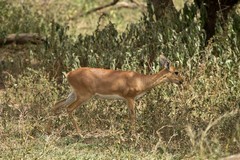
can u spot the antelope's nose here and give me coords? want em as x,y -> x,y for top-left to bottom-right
178,78 -> 183,85
179,80 -> 183,85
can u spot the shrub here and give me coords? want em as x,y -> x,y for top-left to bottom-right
0,1 -> 239,159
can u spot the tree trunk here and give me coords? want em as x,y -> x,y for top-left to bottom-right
149,0 -> 175,20
149,0 -> 239,44
194,0 -> 239,43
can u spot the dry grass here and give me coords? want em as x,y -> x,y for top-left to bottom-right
0,0 -> 240,159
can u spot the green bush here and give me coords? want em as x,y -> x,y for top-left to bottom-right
0,1 -> 239,159
1,68 -> 59,135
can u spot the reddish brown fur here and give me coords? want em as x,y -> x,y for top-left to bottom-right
46,56 -> 183,136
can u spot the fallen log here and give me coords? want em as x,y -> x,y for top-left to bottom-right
0,33 -> 45,46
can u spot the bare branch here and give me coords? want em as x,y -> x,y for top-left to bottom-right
220,153 -> 240,160
70,0 -> 119,20
69,0 -> 147,21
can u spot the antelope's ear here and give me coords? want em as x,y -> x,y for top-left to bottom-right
160,55 -> 170,70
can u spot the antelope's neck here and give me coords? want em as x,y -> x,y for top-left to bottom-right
142,69 -> 168,91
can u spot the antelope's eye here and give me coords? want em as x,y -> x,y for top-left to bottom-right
174,71 -> 179,75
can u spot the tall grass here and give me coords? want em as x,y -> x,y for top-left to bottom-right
0,1 -> 239,159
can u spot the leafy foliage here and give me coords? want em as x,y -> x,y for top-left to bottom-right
0,1 -> 239,159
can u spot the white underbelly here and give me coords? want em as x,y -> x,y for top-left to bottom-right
94,92 -> 146,100
135,92 -> 146,99
95,93 -> 124,100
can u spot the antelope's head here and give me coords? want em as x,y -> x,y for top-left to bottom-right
160,55 -> 183,85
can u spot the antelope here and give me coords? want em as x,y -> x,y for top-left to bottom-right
46,55 -> 183,136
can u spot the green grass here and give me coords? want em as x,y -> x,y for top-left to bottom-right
0,0 -> 240,159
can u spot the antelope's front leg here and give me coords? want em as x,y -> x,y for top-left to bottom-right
126,98 -> 136,133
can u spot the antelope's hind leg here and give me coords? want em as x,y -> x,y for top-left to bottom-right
66,93 -> 92,136
46,92 -> 77,134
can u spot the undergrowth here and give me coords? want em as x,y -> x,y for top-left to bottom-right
0,1 -> 240,159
